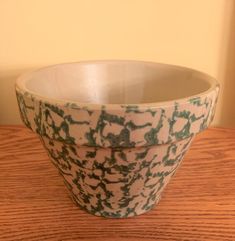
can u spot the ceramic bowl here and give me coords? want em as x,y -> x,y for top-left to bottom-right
15,60 -> 219,218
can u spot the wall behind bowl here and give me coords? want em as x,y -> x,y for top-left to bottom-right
0,0 -> 235,127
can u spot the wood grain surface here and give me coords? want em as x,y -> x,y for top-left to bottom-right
0,126 -> 235,241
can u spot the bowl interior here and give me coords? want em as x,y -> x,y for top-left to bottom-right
20,61 -> 214,104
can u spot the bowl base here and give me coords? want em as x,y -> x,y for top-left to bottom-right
67,187 -> 162,218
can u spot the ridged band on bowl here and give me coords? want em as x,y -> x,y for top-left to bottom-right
16,85 -> 219,148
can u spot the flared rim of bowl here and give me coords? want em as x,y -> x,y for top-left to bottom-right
15,60 -> 220,110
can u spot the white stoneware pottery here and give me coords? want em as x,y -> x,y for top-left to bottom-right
16,60 -> 219,218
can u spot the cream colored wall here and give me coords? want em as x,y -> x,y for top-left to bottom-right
0,0 -> 235,127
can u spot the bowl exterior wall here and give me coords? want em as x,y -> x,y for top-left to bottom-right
40,135 -> 193,217
15,78 -> 219,217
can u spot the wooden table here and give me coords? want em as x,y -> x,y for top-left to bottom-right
0,126 -> 235,241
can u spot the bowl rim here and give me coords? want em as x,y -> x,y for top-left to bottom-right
15,60 -> 220,110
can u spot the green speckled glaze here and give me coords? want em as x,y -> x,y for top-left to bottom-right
15,62 -> 219,218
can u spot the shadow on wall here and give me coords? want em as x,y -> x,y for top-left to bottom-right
0,68 -> 35,125
219,2 -> 235,128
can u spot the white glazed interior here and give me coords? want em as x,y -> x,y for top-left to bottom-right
16,60 -> 218,105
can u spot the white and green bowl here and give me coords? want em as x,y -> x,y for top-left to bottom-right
16,60 -> 219,218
